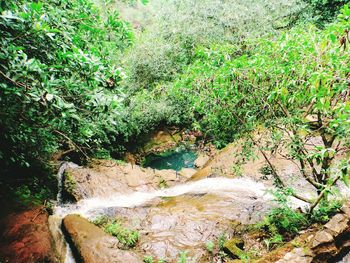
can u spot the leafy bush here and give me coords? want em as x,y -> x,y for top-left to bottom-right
165,5 -> 350,148
265,207 -> 309,235
104,221 -> 139,247
177,251 -> 188,263
92,216 -> 139,247
12,177 -> 54,206
120,0 -> 305,90
303,0 -> 349,26
205,240 -> 215,254
92,215 -> 110,227
143,256 -> 154,263
310,199 -> 342,223
0,0 -> 132,171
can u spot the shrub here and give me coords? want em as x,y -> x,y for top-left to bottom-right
303,0 -> 349,26
143,256 -> 154,263
310,199 -> 343,223
120,0 -> 305,90
0,0 -> 132,171
91,216 -> 139,248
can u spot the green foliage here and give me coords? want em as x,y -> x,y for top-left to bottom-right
63,171 -> 77,194
310,199 -> 342,223
177,251 -> 188,263
92,216 -> 139,248
303,0 -> 349,26
12,177 -> 54,206
255,189 -> 308,248
257,189 -> 342,249
122,0 -> 304,91
205,241 -> 215,254
104,220 -> 139,247
92,215 -> 110,227
143,256 -> 154,263
165,6 -> 350,197
0,0 -> 132,172
218,233 -> 227,251
265,207 -> 308,235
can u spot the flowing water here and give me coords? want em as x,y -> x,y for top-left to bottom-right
55,177 -> 273,218
53,161 -> 280,262
53,160 -> 311,262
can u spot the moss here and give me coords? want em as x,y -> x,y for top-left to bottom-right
223,238 -> 245,259
63,170 -> 77,202
64,171 -> 76,193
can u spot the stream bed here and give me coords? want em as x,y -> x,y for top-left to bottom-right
53,157 -> 276,262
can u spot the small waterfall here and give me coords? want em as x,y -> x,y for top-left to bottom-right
54,162 -> 80,263
52,163 -> 310,262
54,177 -> 274,218
64,245 -> 75,263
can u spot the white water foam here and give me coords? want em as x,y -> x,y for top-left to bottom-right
54,177 -> 274,218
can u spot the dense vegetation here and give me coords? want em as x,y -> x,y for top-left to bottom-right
1,1 -> 350,262
0,0 -> 133,172
0,0 -> 349,229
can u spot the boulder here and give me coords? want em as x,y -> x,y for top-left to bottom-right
341,201 -> 350,218
48,215 -> 68,261
62,169 -> 81,202
276,248 -> 313,263
155,169 -> 178,182
62,214 -> 140,263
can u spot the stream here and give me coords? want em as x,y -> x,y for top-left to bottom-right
52,157 -> 349,262
53,160 -> 278,262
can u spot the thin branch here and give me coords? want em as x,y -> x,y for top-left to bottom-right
54,130 -> 90,160
0,69 -> 28,89
309,175 -> 341,214
235,116 -> 312,204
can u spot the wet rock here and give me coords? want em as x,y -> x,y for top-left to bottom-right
311,230 -> 333,248
223,238 -> 244,259
61,161 -> 158,200
0,206 -> 59,263
341,201 -> 350,218
48,215 -> 67,261
325,214 -> 349,235
125,166 -> 155,187
276,248 -> 313,263
62,214 -> 140,263
134,191 -> 267,261
179,168 -> 197,179
194,154 -> 210,168
142,129 -> 182,154
155,169 -> 178,182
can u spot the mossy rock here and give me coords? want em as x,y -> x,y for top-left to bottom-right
63,170 -> 78,202
223,238 -> 245,259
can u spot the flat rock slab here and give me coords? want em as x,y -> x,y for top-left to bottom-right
62,214 -> 140,263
